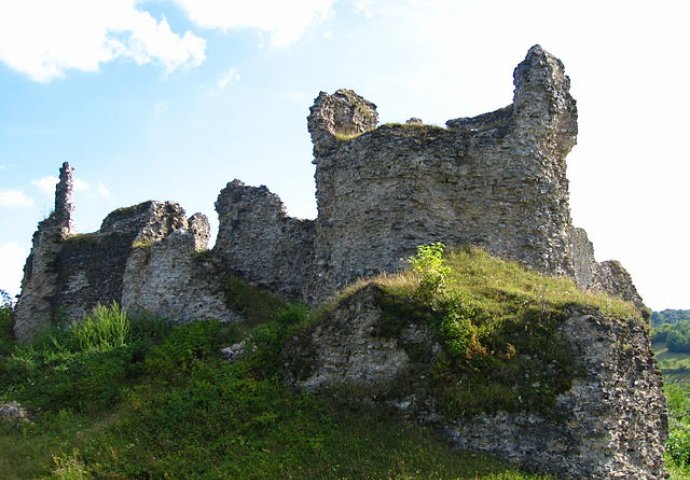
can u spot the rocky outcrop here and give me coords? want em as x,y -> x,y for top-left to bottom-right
287,286 -> 667,479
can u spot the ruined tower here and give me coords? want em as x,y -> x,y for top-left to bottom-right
13,162 -> 75,339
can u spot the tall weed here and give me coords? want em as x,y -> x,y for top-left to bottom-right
72,303 -> 129,352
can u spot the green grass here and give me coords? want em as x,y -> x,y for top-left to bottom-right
0,294 -> 550,479
334,246 -> 640,418
654,341 -> 690,384
0,247 -> 643,479
223,275 -> 286,327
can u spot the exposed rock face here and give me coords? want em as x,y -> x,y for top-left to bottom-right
288,288 -> 667,479
0,401 -> 30,423
569,227 -> 645,309
214,180 -> 315,300
446,313 -> 666,479
292,285 -> 410,390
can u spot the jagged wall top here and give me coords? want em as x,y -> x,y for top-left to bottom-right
307,89 -> 379,156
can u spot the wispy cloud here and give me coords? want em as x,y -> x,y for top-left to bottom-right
0,189 -> 33,208
0,0 -> 206,82
217,68 -> 240,90
172,0 -> 335,48
32,175 -> 93,195
31,176 -> 59,195
95,183 -> 112,200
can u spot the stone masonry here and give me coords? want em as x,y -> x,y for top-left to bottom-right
15,45 -> 643,331
218,45 -> 642,306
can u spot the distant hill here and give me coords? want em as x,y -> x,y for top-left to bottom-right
652,309 -> 690,327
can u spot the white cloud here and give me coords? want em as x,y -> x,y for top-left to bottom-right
31,176 -> 59,194
95,183 -> 112,200
172,0 -> 335,47
74,178 -> 90,192
217,68 -> 240,90
32,176 -> 89,194
0,242 -> 28,298
0,189 -> 33,208
0,0 -> 206,82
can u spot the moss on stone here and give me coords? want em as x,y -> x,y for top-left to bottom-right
62,233 -> 100,245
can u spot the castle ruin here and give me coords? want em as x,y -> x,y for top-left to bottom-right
10,45 -> 667,479
14,45 -> 643,338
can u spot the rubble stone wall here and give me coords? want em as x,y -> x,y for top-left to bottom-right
214,180 -> 315,300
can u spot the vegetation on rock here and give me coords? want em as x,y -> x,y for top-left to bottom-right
340,245 -> 639,416
0,291 -> 550,479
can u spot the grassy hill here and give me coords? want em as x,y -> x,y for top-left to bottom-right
0,246 -> 658,479
654,341 -> 690,384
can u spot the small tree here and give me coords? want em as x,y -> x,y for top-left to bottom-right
0,289 -> 12,308
408,242 -> 451,304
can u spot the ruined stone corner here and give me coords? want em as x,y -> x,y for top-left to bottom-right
307,89 -> 379,157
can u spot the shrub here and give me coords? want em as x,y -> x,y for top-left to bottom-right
408,242 -> 450,304
71,303 -> 129,352
144,320 -> 239,381
0,294 -> 14,355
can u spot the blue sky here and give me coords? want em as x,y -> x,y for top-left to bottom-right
0,0 -> 688,310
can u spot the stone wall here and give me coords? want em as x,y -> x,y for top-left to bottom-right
214,180 -> 315,300
569,227 -> 645,309
287,286 -> 667,479
14,45 -> 644,333
304,46 -> 579,302
13,180 -> 238,340
121,213 -> 238,323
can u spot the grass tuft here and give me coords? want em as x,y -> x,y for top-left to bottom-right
71,303 -> 130,352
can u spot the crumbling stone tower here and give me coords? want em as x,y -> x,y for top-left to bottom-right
13,163 -> 74,339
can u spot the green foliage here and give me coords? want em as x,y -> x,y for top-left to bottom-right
0,289 -> 14,356
223,275 -> 286,327
373,246 -> 639,417
653,321 -> 690,353
47,450 -> 91,480
71,303 -> 129,352
144,320 -> 239,382
653,309 -> 690,328
408,242 -> 451,304
0,297 -> 549,479
666,383 -> 690,470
